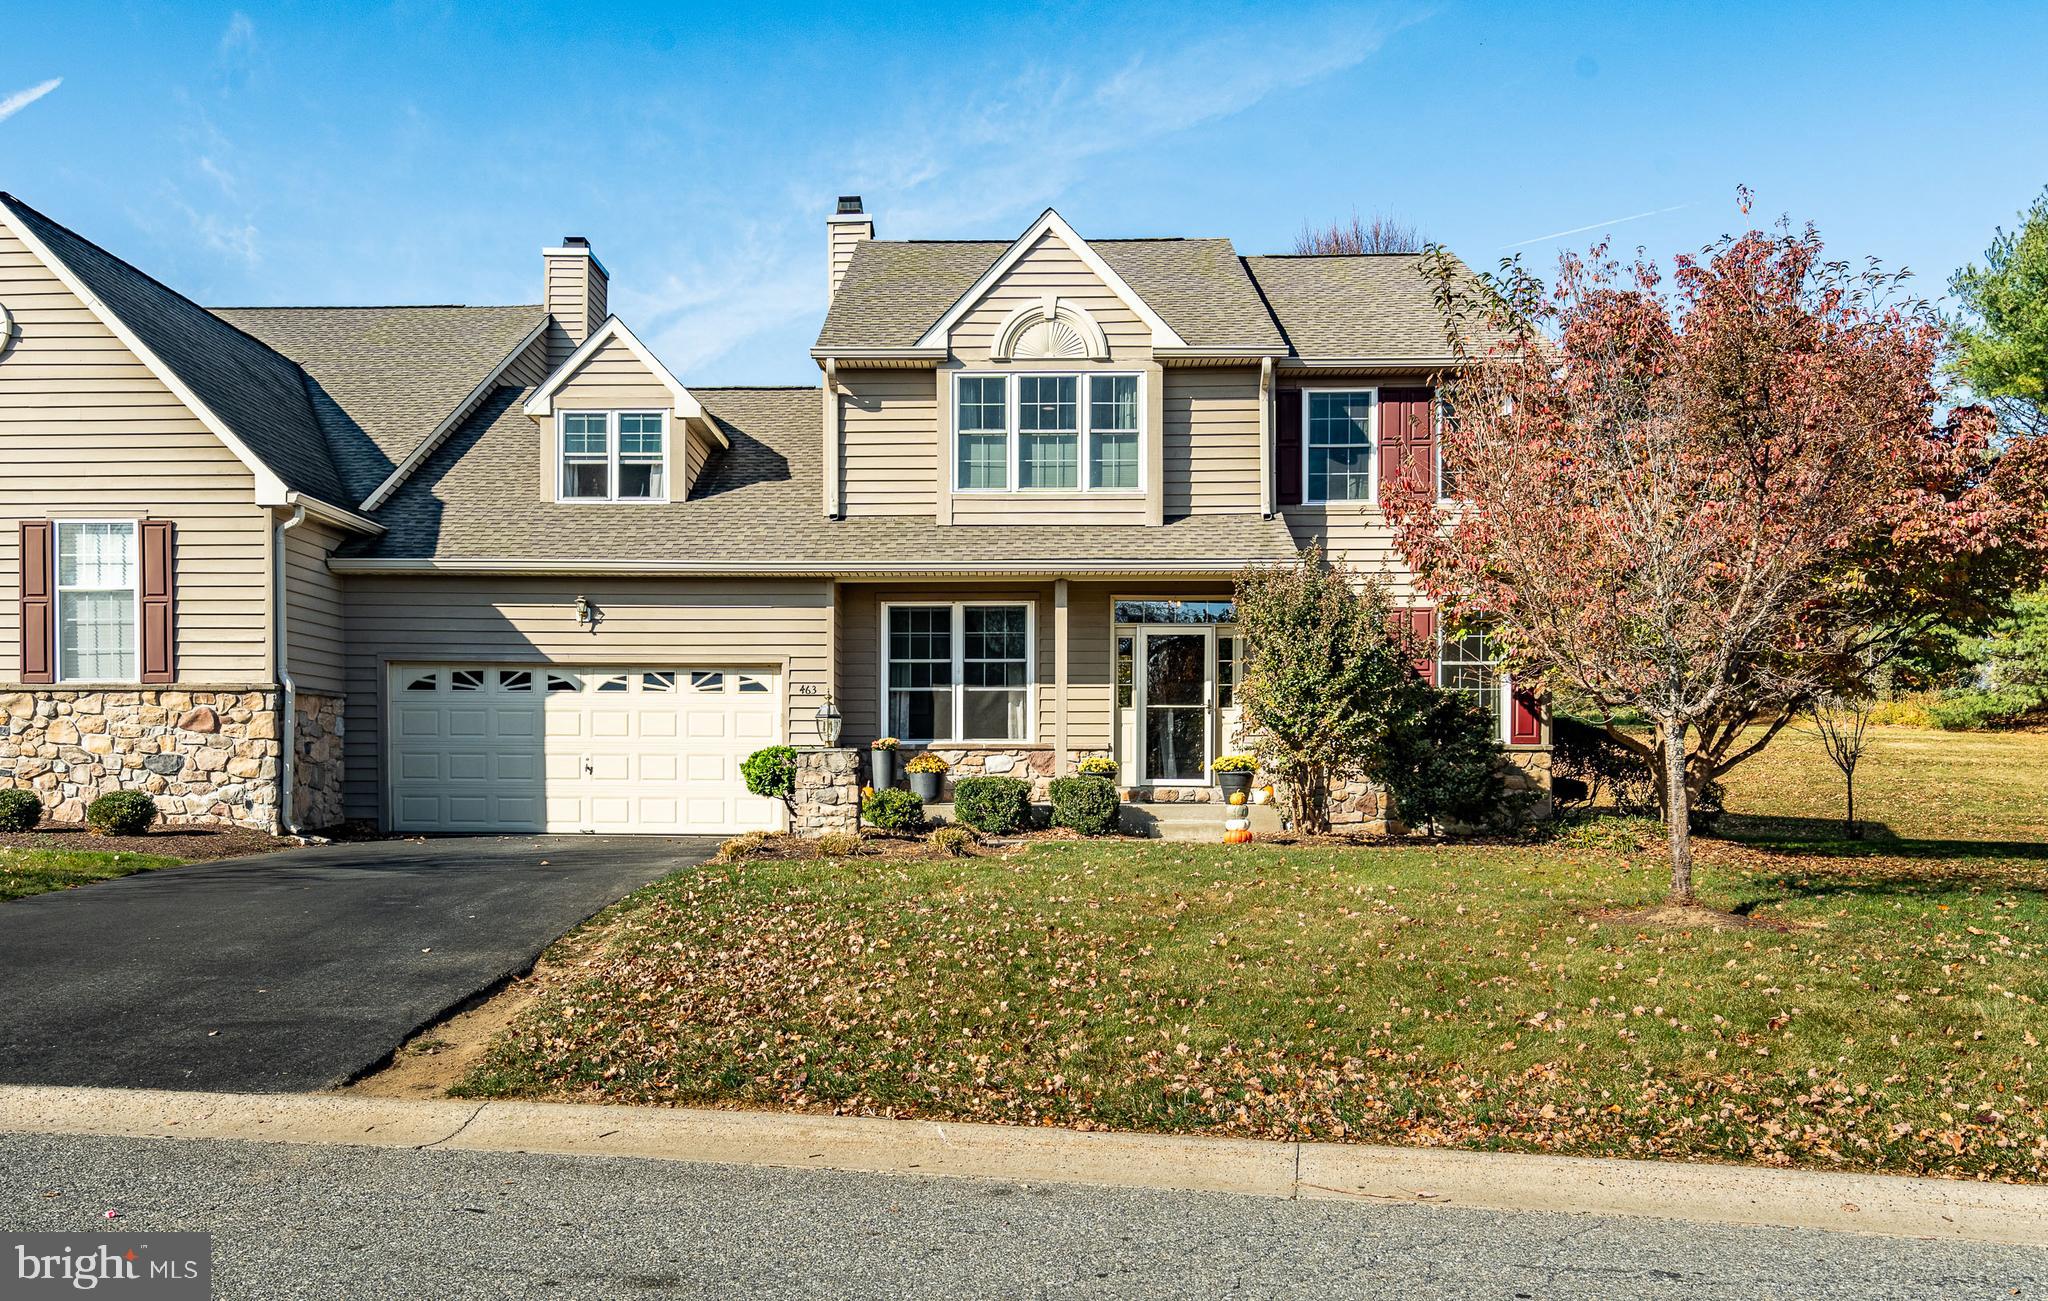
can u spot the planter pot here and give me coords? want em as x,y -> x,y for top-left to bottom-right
909,770 -> 944,803
1215,771 -> 1254,798
871,750 -> 896,789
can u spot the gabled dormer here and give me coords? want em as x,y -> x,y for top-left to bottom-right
815,203 -> 1286,528
520,239 -> 727,503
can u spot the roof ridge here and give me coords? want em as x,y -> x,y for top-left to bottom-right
1246,251 -> 1427,260
212,303 -> 546,311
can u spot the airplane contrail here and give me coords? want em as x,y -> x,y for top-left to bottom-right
1506,203 -> 1690,250
0,78 -> 62,124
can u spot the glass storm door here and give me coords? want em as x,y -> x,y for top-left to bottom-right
1141,631 -> 1209,783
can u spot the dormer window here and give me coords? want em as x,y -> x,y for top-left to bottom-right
954,373 -> 1144,495
558,410 -> 667,502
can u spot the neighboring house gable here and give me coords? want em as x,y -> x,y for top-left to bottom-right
0,206 -> 274,682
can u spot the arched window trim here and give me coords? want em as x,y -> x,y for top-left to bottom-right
990,295 -> 1111,362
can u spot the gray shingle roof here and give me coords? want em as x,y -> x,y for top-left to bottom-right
1241,254 -> 1475,361
353,386 -> 1297,570
214,305 -> 544,505
816,238 -> 1286,353
2,193 -> 351,506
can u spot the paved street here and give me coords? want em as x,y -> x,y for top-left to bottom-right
0,836 -> 709,1092
2,1132 -> 2042,1299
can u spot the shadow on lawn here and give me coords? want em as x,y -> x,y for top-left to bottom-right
1711,813 -> 2048,863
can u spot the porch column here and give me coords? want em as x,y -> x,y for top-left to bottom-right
1054,579 -> 1070,771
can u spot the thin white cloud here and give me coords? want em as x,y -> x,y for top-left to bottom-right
0,77 -> 62,124
1505,204 -> 1691,250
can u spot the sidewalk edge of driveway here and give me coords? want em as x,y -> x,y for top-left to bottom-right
0,1085 -> 2041,1246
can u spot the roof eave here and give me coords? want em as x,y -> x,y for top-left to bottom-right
327,555 -> 1281,577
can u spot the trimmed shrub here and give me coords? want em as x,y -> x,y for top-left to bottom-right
1048,775 -> 1119,835
85,790 -> 156,836
740,745 -> 798,804
952,776 -> 1032,835
0,788 -> 42,832
861,787 -> 925,833
927,824 -> 978,857
1379,690 -> 1518,833
1550,715 -> 1656,813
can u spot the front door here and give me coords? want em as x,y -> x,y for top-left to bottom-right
1140,629 -> 1210,784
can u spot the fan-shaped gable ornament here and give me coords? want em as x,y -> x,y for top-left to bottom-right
992,297 -> 1110,362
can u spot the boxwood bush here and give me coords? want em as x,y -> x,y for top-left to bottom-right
0,788 -> 42,832
1048,775 -> 1118,835
740,745 -> 797,803
860,787 -> 925,833
952,775 -> 1032,835
86,790 -> 156,836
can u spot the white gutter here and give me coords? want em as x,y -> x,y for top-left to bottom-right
273,505 -> 307,836
285,492 -> 384,535
326,556 -> 1280,577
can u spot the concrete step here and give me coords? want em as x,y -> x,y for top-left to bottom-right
922,800 -> 1283,842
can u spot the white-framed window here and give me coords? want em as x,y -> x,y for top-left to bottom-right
1304,388 -> 1377,504
558,410 -> 668,502
1439,621 -> 1507,742
55,520 -> 139,682
954,372 -> 1143,494
883,601 -> 1033,742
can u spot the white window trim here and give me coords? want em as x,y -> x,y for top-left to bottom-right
556,410 -> 671,504
1437,623 -> 1512,744
952,371 -> 1146,496
1301,385 -> 1379,506
53,519 -> 141,685
880,600 -> 1036,744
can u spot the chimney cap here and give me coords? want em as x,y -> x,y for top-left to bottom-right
835,196 -> 864,215
562,235 -> 590,247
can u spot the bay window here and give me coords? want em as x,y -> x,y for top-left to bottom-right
886,602 -> 1032,742
56,521 -> 138,681
1305,389 -> 1376,503
558,410 -> 668,501
955,372 -> 1142,493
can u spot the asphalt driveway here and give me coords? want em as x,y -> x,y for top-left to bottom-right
0,836 -> 713,1092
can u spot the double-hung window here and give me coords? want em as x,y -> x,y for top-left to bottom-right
885,602 -> 1032,742
55,521 -> 138,682
955,373 -> 1141,493
559,411 -> 667,502
1305,389 -> 1376,503
1439,622 -> 1506,741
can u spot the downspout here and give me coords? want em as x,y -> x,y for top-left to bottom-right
274,504 -> 307,836
1258,356 -> 1275,518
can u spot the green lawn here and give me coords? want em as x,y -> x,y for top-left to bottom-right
0,847 -> 185,902
459,725 -> 2048,1181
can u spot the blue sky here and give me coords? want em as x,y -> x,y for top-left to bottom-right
6,1 -> 2046,383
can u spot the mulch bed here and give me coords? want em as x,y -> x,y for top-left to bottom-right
0,823 -> 297,861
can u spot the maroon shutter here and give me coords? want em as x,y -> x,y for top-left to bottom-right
1379,386 -> 1437,499
139,520 -> 175,684
1275,387 -> 1303,506
1509,685 -> 1543,746
18,521 -> 54,684
1408,606 -> 1437,684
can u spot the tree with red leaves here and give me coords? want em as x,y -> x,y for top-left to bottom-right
1384,217 -> 2048,904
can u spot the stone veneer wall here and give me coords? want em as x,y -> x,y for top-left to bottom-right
292,692 -> 345,832
791,746 -> 859,835
0,688 -> 282,831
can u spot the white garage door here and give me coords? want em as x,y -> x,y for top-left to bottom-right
388,665 -> 785,834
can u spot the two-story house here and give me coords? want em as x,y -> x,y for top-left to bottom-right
0,192 -> 1545,837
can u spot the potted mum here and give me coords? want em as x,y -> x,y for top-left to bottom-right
870,736 -> 900,789
905,752 -> 949,803
1076,755 -> 1120,780
1210,752 -> 1257,798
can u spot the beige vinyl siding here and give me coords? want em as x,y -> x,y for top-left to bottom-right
502,328 -> 552,389
1164,368 -> 1262,515
340,576 -> 831,822
0,226 -> 271,684
840,369 -> 936,516
948,232 -> 1151,363
544,254 -> 608,369
549,336 -> 670,409
1064,582 -> 1116,751
1283,507 -> 1416,598
683,425 -> 716,494
282,519 -> 346,696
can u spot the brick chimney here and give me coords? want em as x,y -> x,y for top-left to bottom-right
543,235 -> 609,368
826,196 -> 873,301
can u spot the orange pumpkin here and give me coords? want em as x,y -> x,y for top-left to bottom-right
1222,826 -> 1254,844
